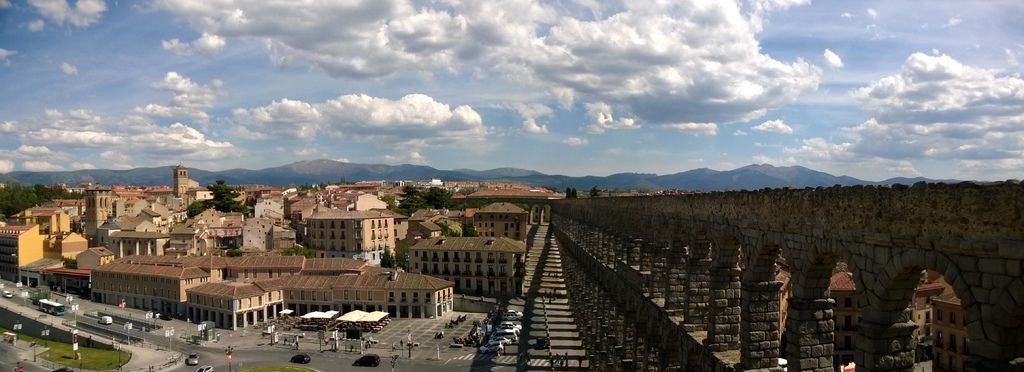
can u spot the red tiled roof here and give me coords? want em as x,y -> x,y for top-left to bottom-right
829,272 -> 856,291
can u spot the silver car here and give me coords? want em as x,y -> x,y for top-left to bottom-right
186,354 -> 200,366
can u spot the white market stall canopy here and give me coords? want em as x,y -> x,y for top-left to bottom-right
338,310 -> 369,322
301,311 -> 333,319
279,309 -> 294,315
359,311 -> 389,323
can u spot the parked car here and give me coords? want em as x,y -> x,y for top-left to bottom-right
353,354 -> 381,367
502,310 -> 523,320
195,366 -> 214,372
290,354 -> 311,364
495,329 -> 519,340
493,336 -> 516,345
99,316 -> 113,325
52,368 -> 74,372
499,321 -> 521,331
159,313 -> 173,321
185,353 -> 199,366
2,290 -> 12,298
535,337 -> 550,350
477,344 -> 501,354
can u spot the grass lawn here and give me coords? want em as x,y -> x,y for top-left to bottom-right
238,367 -> 316,372
0,326 -> 131,370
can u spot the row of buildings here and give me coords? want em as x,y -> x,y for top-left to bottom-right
91,255 -> 455,330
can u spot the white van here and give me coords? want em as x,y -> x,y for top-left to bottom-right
99,316 -> 114,325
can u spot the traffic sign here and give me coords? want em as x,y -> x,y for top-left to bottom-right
125,322 -> 133,330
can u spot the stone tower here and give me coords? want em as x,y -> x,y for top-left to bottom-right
173,164 -> 189,197
84,186 -> 112,242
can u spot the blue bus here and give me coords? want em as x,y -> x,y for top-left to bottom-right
38,299 -> 65,316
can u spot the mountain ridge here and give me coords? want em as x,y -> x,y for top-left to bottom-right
0,159 -> 962,191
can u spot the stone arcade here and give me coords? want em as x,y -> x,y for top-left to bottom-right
538,183 -> 1023,372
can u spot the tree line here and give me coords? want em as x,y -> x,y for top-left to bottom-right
0,183 -> 83,218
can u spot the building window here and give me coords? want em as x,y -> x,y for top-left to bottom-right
950,312 -> 956,325
844,297 -> 852,308
937,309 -> 943,321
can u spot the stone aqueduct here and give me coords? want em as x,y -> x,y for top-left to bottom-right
515,183 -> 1024,371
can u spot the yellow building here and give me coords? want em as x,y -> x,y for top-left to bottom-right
76,246 -> 116,270
0,224 -> 45,283
472,203 -> 529,241
305,209 -> 395,264
44,232 -> 88,259
409,237 -> 526,297
932,294 -> 968,371
14,207 -> 71,235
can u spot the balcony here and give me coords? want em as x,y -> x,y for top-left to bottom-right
443,270 -> 451,275
475,271 -> 484,276
442,257 -> 450,262
487,271 -> 496,277
475,258 -> 483,263
453,257 -> 461,263
498,259 -> 507,264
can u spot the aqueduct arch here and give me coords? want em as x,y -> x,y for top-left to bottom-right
550,182 -> 1024,371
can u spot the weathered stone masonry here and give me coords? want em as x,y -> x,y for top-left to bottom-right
544,182 -> 1024,372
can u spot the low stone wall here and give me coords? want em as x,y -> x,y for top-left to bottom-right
0,305 -> 114,350
453,294 -> 498,313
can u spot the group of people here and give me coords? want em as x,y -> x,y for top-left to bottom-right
551,352 -> 575,369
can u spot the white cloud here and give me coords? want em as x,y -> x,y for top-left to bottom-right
231,98 -> 322,140
28,0 -> 107,28
28,20 -> 45,32
561,137 -> 589,146
0,0 -> 9,8
18,109 -> 235,165
823,49 -> 844,69
157,0 -> 820,129
384,151 -> 428,165
0,160 -> 12,173
943,17 -> 962,28
162,33 -> 226,56
840,12 -> 853,19
751,119 -> 794,134
135,72 -> 221,124
0,121 -> 15,133
59,62 -> 78,76
22,160 -> 63,172
234,94 -> 487,146
0,48 -> 16,62
99,150 -> 134,169
733,129 -> 749,136
663,123 -> 718,136
783,137 -> 920,179
522,118 -> 549,134
866,8 -> 878,19
514,103 -> 552,134
584,102 -> 637,134
71,162 -> 95,170
16,145 -> 54,156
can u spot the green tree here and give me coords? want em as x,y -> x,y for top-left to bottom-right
439,222 -> 462,237
380,249 -> 395,268
422,187 -> 453,209
225,249 -> 244,257
206,180 -> 249,214
589,186 -> 600,197
461,222 -> 478,237
186,201 -> 207,218
62,257 -> 77,269
0,183 -> 82,217
381,194 -> 398,211
281,246 -> 317,258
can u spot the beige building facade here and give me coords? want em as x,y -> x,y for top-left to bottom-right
409,237 -> 526,298
472,203 -> 529,241
305,209 -> 395,265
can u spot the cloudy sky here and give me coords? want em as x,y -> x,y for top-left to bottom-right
1,0 -> 1022,181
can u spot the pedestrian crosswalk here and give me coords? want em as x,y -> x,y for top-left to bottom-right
449,352 -> 559,367
449,352 -> 518,364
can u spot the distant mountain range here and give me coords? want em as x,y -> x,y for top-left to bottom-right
0,159 -> 960,191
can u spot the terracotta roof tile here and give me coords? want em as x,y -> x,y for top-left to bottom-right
410,237 -> 526,253
829,271 -> 856,291
477,202 -> 527,213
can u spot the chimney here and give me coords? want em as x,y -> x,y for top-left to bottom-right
436,239 -> 445,245
388,271 -> 398,281
486,238 -> 495,245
